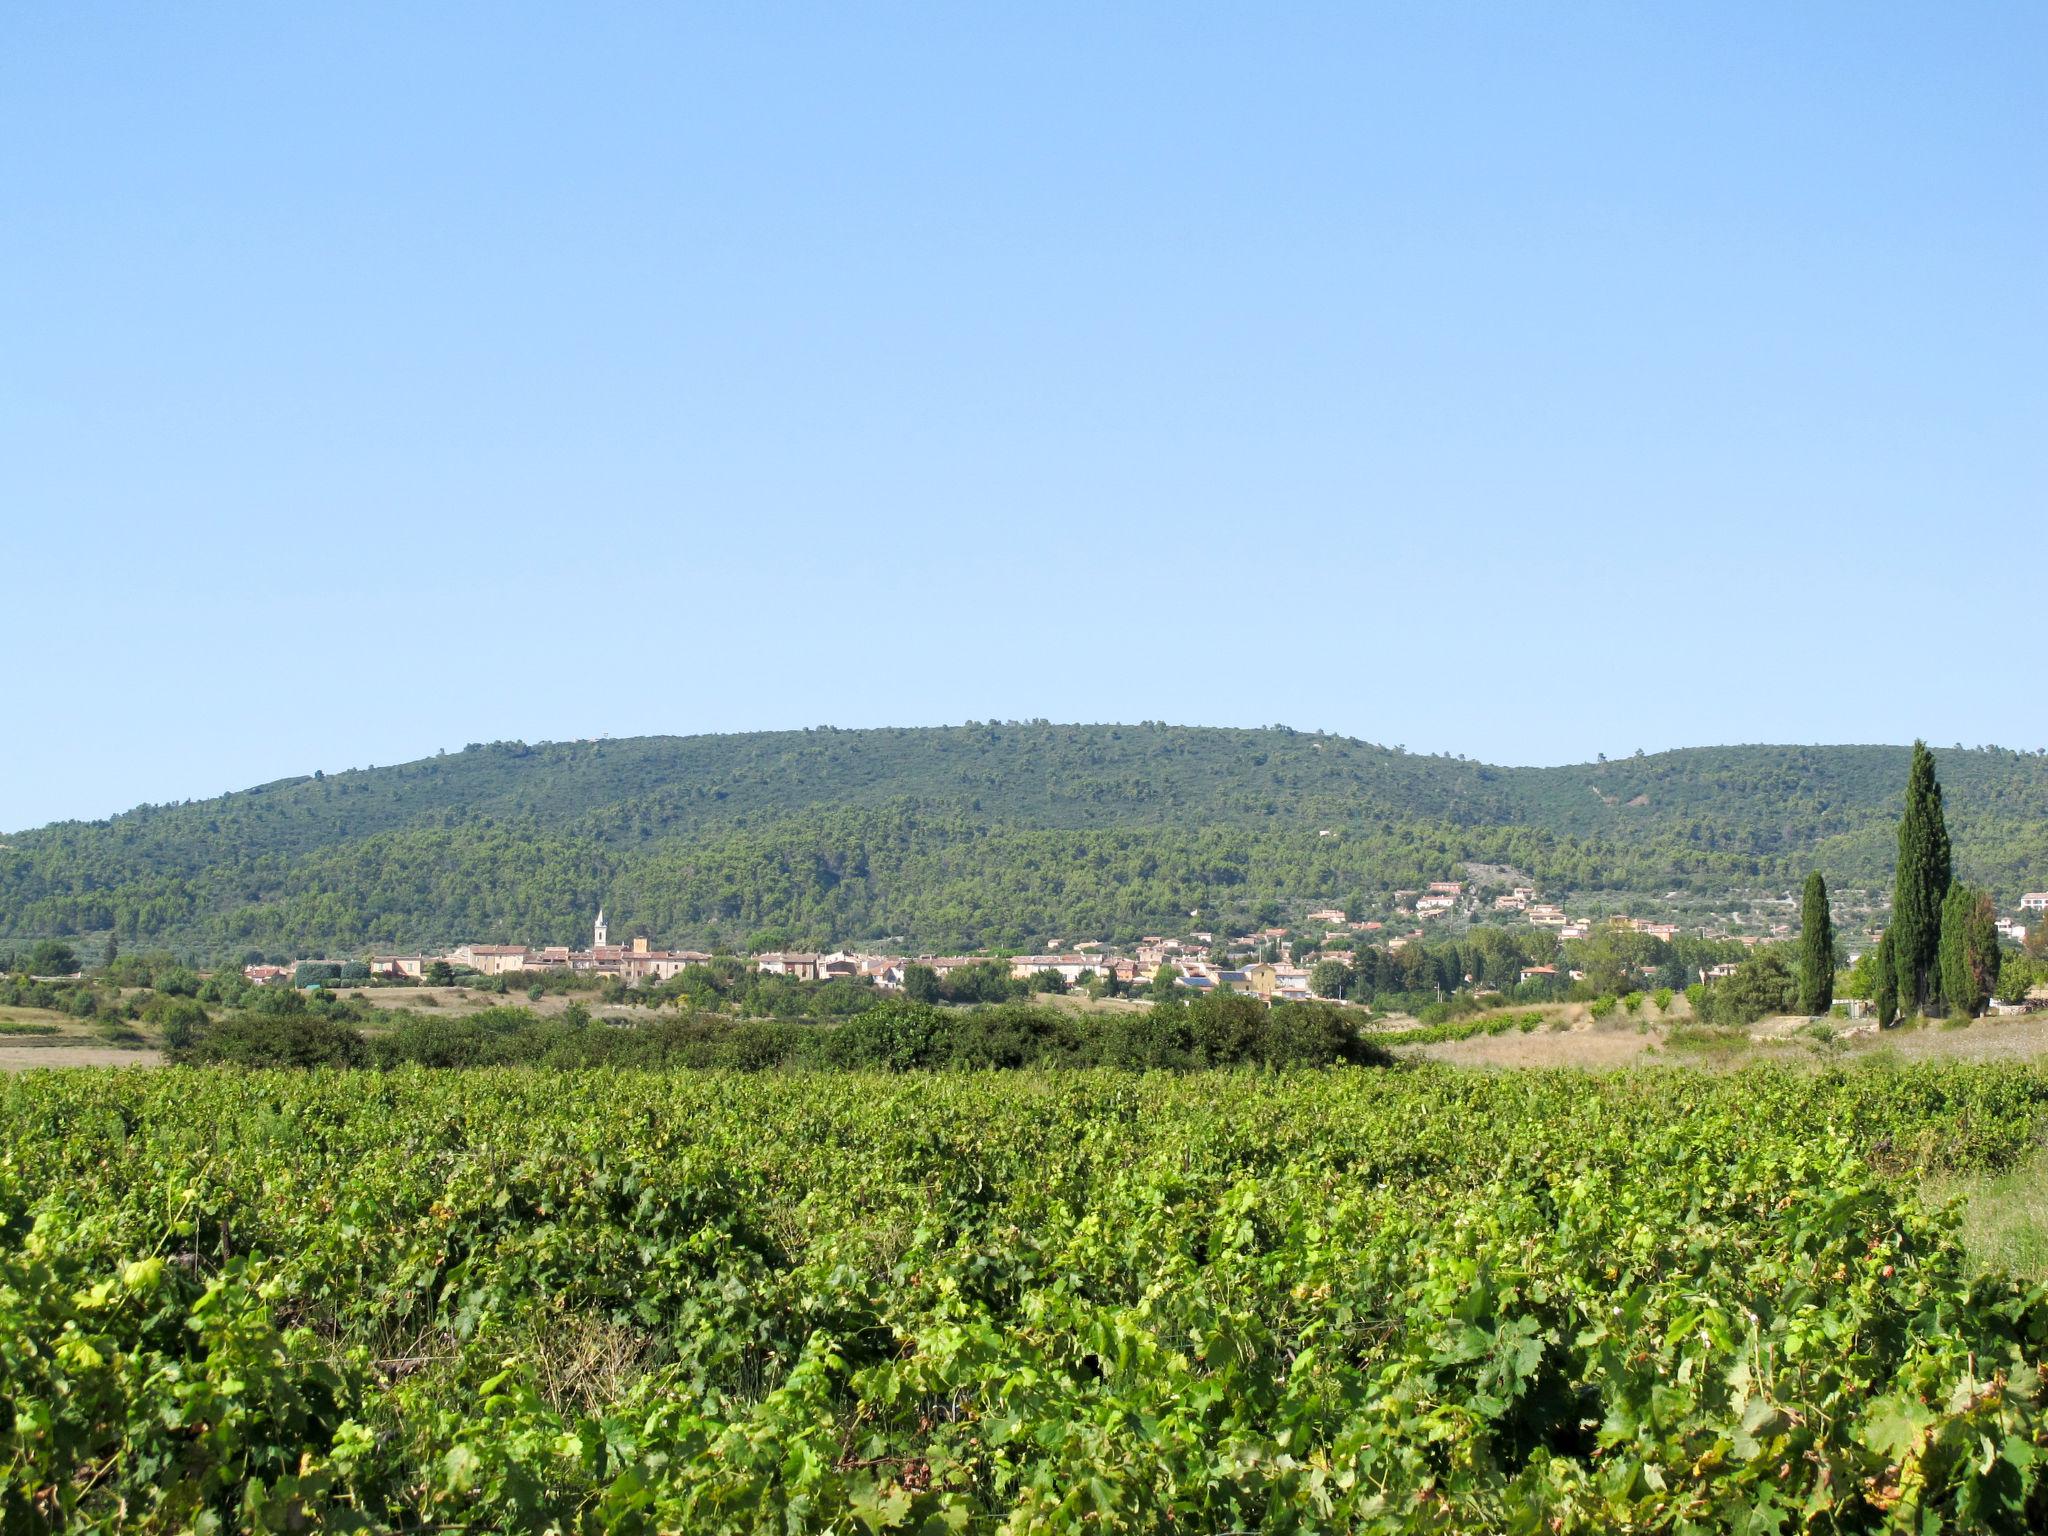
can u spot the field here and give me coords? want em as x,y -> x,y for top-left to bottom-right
0,1004 -> 166,1070
4,1063 -> 2047,1532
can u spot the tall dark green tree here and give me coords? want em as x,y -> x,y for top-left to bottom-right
1797,871 -> 1834,1015
1938,884 -> 1999,1020
1889,741 -> 1952,1014
1873,927 -> 1898,1028
1309,958 -> 1351,999
25,940 -> 80,976
902,963 -> 940,1004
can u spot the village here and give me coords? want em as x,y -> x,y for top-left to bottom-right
237,883 -> 2048,1000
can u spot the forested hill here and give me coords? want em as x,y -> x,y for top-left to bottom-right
4,726 -> 2046,956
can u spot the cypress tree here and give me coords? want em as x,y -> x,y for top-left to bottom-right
1938,884 -> 1971,1020
1940,885 -> 1999,1020
1889,741 -> 1952,1015
1873,928 -> 1898,1028
1967,893 -> 2002,1012
1797,871 -> 1833,1015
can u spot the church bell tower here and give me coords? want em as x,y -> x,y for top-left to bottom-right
594,907 -> 608,950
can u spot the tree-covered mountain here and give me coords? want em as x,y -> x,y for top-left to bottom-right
4,725 -> 2045,956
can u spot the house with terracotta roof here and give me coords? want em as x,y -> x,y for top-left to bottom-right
448,943 -> 530,976
617,938 -> 709,983
1008,955 -> 1105,984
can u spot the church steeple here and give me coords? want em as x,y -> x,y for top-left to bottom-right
594,907 -> 608,949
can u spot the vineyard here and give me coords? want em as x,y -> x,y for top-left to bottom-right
4,1063 -> 2047,1532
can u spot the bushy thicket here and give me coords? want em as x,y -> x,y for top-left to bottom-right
173,1012 -> 372,1069
1689,948 -> 1801,1027
171,996 -> 1388,1073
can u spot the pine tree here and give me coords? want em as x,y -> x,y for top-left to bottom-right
1873,927 -> 1898,1028
102,929 -> 118,968
1889,741 -> 1952,1015
1797,871 -> 1833,1015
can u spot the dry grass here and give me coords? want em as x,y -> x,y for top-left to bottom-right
0,1004 -> 162,1070
0,1043 -> 165,1071
521,1312 -> 664,1417
1857,1012 -> 2048,1063
1414,1002 -> 2048,1074
0,1006 -> 77,1032
1412,1025 -> 1660,1070
1039,990 -> 1152,1016
346,986 -> 595,1017
1924,1145 -> 2048,1283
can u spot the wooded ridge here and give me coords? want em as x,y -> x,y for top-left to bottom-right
5,725 -> 2045,953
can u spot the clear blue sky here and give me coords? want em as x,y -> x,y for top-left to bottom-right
4,3 -> 2042,829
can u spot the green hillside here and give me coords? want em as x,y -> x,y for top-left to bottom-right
4,725 -> 2046,955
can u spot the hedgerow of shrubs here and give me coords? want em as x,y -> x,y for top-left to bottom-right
170,995 -> 1389,1072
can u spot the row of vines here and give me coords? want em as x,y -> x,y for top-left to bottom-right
3,1063 -> 2047,1531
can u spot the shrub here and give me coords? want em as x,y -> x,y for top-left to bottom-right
23,939 -> 81,976
1694,950 -> 1799,1028
155,966 -> 202,997
173,1014 -> 369,1068
817,1001 -> 951,1071
139,995 -> 209,1033
1267,1000 -> 1392,1067
1663,1025 -> 1749,1057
